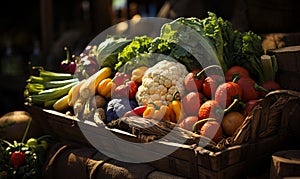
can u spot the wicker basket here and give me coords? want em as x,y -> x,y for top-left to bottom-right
25,90 -> 300,178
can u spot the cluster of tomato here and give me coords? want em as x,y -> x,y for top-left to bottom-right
0,137 -> 48,178
178,65 -> 281,143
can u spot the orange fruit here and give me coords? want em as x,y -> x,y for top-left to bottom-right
221,112 -> 245,137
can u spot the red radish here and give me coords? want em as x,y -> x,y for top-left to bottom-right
236,77 -> 261,102
184,68 -> 205,92
260,80 -> 281,97
225,66 -> 249,82
182,91 -> 206,115
198,100 -> 223,121
202,74 -> 223,99
179,116 -> 200,131
215,82 -> 242,108
242,99 -> 258,116
193,118 -> 223,143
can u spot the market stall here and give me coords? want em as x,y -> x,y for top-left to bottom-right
1,10 -> 300,179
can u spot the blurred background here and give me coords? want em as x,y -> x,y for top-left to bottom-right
0,0 -> 299,116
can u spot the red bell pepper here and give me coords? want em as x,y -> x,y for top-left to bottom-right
123,105 -> 147,117
112,80 -> 138,99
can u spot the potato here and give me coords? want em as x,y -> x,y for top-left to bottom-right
95,95 -> 107,108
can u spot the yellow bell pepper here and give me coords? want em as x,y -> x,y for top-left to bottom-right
168,91 -> 182,123
131,66 -> 148,83
143,101 -> 170,121
96,78 -> 115,98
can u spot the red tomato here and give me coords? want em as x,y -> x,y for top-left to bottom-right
200,120 -> 223,143
198,100 -> 223,121
182,92 -> 206,115
225,66 -> 249,82
236,77 -> 260,102
215,82 -> 242,108
260,80 -> 281,97
179,116 -> 200,132
202,75 -> 223,99
184,68 -> 205,92
11,151 -> 26,170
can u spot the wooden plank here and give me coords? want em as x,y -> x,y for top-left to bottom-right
197,160 -> 247,179
270,150 -> 300,179
270,46 -> 300,73
208,145 -> 245,171
148,171 -> 187,179
267,45 -> 300,91
149,154 -> 194,178
40,0 -> 53,58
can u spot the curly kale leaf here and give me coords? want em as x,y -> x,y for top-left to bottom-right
115,36 -> 153,71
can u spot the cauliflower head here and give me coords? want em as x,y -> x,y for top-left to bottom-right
136,60 -> 188,105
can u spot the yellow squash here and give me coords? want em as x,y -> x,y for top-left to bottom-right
79,67 -> 112,99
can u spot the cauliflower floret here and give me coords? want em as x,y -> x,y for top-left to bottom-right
136,60 -> 188,105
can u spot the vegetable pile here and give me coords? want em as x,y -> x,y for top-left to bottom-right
0,119 -> 49,179
24,12 -> 282,145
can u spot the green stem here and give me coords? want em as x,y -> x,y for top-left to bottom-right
232,74 -> 240,83
1,139 -> 14,147
37,135 -> 52,142
195,65 -> 222,79
21,117 -> 32,144
32,66 -> 44,71
192,118 -> 216,133
224,98 -> 239,113
64,47 -> 70,62
254,83 -> 269,94
148,102 -> 161,110
171,91 -> 180,101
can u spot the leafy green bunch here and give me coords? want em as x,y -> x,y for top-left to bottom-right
91,12 -> 276,83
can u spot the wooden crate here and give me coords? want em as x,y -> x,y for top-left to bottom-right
268,45 -> 300,91
25,90 -> 300,178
